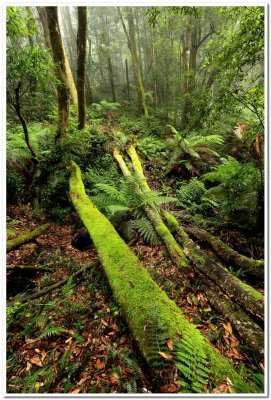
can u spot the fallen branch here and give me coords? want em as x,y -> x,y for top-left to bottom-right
69,160 -> 248,391
7,261 -> 98,307
7,223 -> 51,252
184,225 -> 264,280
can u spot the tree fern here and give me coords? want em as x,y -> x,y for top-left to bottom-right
133,218 -> 159,246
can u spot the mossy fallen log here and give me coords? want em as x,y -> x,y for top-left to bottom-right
7,223 -> 51,252
197,275 -> 264,362
126,145 -> 264,322
164,212 -> 264,322
113,148 -> 189,269
184,226 -> 264,280
69,161 -> 250,391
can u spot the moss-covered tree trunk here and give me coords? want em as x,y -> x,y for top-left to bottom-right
77,6 -> 87,129
185,226 -> 264,280
69,161 -> 249,391
164,212 -> 264,322
7,223 -> 51,252
126,144 -> 264,322
113,148 -> 188,269
45,6 -> 70,142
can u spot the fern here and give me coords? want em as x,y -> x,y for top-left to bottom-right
133,218 -> 159,246
174,331 -> 209,393
37,326 -> 68,340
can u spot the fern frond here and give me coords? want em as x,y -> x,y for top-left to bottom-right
133,218 -> 159,246
37,326 -> 68,340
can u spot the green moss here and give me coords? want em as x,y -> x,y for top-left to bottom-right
7,223 -> 51,252
69,161 -> 249,390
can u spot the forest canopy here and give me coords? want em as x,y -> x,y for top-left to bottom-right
6,5 -> 265,395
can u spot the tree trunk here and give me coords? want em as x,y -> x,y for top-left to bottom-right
114,147 -> 189,270
108,57 -> 116,102
125,58 -> 131,101
7,223 -> 51,252
164,212 -> 264,322
69,160 -> 248,390
45,6 -> 70,142
77,6 -> 87,129
185,226 -> 264,281
119,7 -> 148,116
200,278 -> 264,362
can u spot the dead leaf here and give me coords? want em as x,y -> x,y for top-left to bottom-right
95,359 -> 105,369
101,318 -> 108,327
158,351 -> 172,359
41,349 -> 47,363
110,373 -> 119,385
222,322 -> 232,335
69,388 -> 81,394
167,339 -> 174,351
26,361 -> 32,372
160,383 -> 178,393
30,356 -> 42,367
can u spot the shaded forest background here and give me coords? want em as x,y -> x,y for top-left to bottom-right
6,5 -> 265,395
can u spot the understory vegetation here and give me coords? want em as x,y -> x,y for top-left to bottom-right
6,5 -> 265,395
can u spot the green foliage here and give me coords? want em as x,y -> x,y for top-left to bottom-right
166,126 -> 223,175
37,326 -> 68,340
6,217 -> 20,239
174,335 -> 209,393
87,175 -> 175,245
203,157 -> 263,229
138,136 -> 167,161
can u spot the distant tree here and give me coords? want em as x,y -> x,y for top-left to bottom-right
77,6 -> 87,129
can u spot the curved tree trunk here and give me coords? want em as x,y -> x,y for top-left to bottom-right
184,226 -> 264,280
125,145 -> 264,322
69,161 -> 248,391
77,6 -> 87,129
7,223 -> 51,252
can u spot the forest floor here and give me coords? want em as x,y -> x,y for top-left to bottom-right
6,204 -> 263,394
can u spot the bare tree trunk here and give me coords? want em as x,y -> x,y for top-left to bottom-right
125,58 -> 131,101
45,6 -> 70,142
108,57 -> 116,102
77,6 -> 87,129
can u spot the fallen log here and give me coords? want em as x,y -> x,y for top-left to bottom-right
184,226 -> 264,280
125,145 -> 264,322
7,261 -> 98,307
113,148 -> 189,269
7,223 -> 51,252
69,160 -> 249,391
164,212 -> 264,322
196,274 -> 264,362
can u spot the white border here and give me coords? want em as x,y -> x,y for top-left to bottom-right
1,2 -> 269,399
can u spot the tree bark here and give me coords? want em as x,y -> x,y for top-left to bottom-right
69,160 -> 248,390
77,6 -> 87,129
7,223 -> 51,252
185,226 -> 264,281
45,6 -> 70,142
7,265 -> 52,272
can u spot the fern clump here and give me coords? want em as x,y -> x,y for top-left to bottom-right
88,175 -> 176,246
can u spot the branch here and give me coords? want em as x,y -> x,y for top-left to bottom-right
196,23 -> 215,50
7,261 -> 99,306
